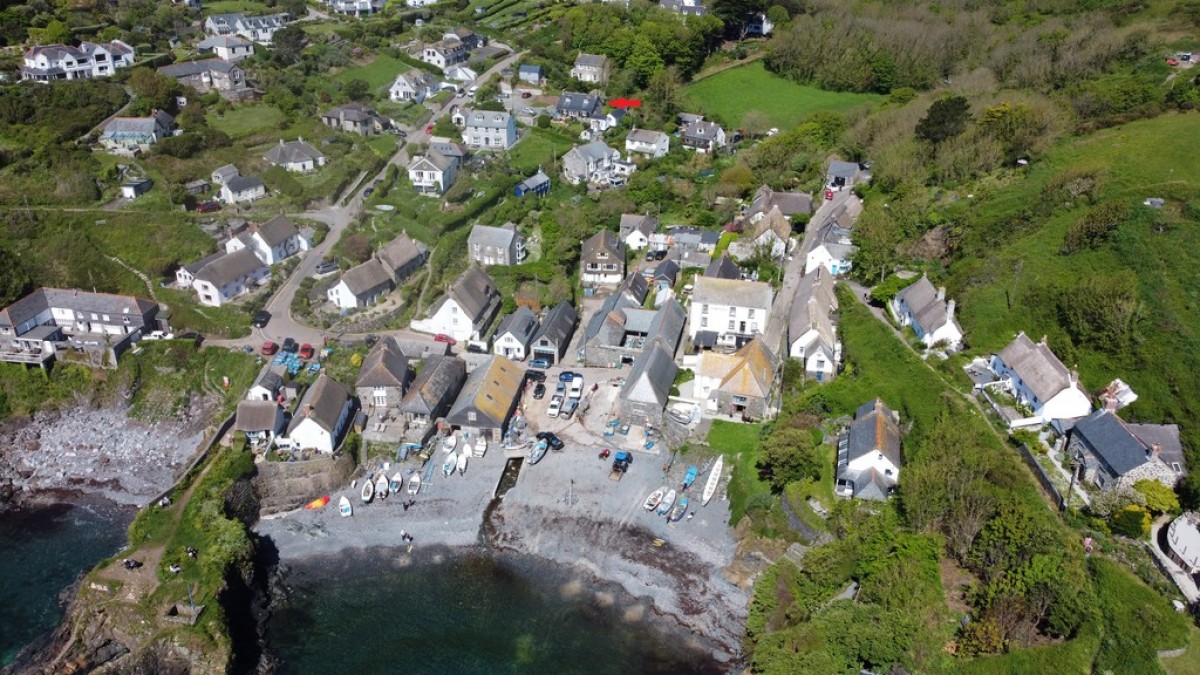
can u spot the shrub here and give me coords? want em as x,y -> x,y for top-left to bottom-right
1109,504 -> 1150,538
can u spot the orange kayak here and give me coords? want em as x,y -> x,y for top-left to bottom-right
305,496 -> 331,510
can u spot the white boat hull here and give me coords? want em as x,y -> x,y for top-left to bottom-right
702,456 -> 724,506
407,475 -> 421,495
443,451 -> 457,477
473,437 -> 487,458
457,452 -> 468,475
339,496 -> 353,517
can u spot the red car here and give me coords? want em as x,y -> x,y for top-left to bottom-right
261,341 -> 279,355
434,333 -> 457,345
299,343 -> 315,360
425,124 -> 434,133
824,189 -> 834,200
195,201 -> 221,213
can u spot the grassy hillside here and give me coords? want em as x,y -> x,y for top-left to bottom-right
684,62 -> 883,130
945,113 -> 1200,444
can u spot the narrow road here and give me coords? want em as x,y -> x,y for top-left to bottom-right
213,47 -> 527,350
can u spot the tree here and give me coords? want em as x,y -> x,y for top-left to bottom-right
915,95 -> 971,144
766,5 -> 790,30
343,78 -> 371,102
1133,479 -> 1180,515
129,68 -> 181,113
711,0 -> 764,35
1088,486 -> 1144,518
0,247 -> 31,307
719,163 -> 756,196
272,25 -> 306,64
1110,504 -> 1151,538
756,426 -> 820,492
741,110 -> 771,137
30,19 -> 72,45
625,36 -> 665,87
645,66 -> 683,123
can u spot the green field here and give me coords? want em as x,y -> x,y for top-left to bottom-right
508,127 -> 574,172
206,104 -> 285,139
335,55 -> 411,93
684,62 -> 883,130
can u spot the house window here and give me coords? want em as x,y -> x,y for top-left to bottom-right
748,309 -> 755,319
728,307 -> 735,316
732,395 -> 747,404
468,411 -> 477,422
701,304 -> 709,314
701,317 -> 708,328
373,388 -> 387,407
597,252 -> 608,259
728,320 -> 735,331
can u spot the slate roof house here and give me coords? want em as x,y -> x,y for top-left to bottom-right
413,266 -> 502,343
219,175 -> 266,204
620,213 -> 658,250
518,64 -> 544,85
323,0 -> 387,16
618,341 -> 677,427
826,160 -> 861,191
493,306 -> 539,360
805,221 -> 856,276
836,399 -> 902,501
529,301 -> 577,365
555,92 -> 603,120
399,354 -> 466,428
389,69 -> 438,103
196,35 -> 254,62
705,255 -> 742,280
98,110 -> 175,155
158,59 -> 247,97
889,275 -> 964,350
461,109 -> 517,150
788,267 -> 839,381
680,117 -> 727,154
697,337 -> 779,421
190,248 -> 270,307
280,374 -> 354,454
421,39 -> 469,70
356,338 -> 411,409
563,141 -> 621,185
407,151 -> 459,196
987,332 -> 1092,424
581,230 -> 625,286
223,215 -> 309,266
570,53 -> 611,84
578,296 -> 685,367
1068,410 -> 1186,491
468,223 -> 524,266
320,102 -> 389,135
688,276 -> 773,349
204,12 -> 289,43
747,185 -> 812,222
263,138 -> 326,173
729,206 -> 792,261
21,40 -> 135,82
514,170 -> 551,198
625,128 -> 670,158
445,355 -> 524,441
0,288 -> 162,366
247,369 -> 284,402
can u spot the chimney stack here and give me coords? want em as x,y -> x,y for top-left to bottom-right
937,286 -> 946,302
946,299 -> 956,320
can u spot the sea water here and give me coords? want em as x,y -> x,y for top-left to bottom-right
0,501 -> 132,666
267,550 -> 725,674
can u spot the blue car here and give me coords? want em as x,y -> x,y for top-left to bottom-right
557,371 -> 575,382
529,358 -> 551,369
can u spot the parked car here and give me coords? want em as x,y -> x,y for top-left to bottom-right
555,382 -> 566,397
645,250 -> 656,261
525,369 -> 547,383
654,250 -> 668,260
195,201 -> 220,213
536,431 -> 564,450
364,334 -> 379,347
529,358 -> 550,369
143,330 -> 174,340
532,383 -> 546,399
425,124 -> 435,133
252,310 -> 271,328
547,396 -> 563,418
558,371 -> 576,382
434,333 -> 457,345
466,343 -> 486,354
363,187 -> 374,197
521,91 -> 532,99
282,337 -> 298,353
261,341 -> 278,356
561,398 -> 578,419
315,260 -> 338,275
298,343 -> 315,360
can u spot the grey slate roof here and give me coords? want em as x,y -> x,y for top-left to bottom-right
749,185 -> 812,218
651,259 -> 679,284
620,213 -> 657,239
646,299 -> 686,354
469,223 -> 518,251
621,272 -> 649,303
197,35 -> 251,50
1073,410 -> 1149,476
827,160 -> 860,180
264,139 -> 325,165
254,215 -> 300,246
894,275 -> 958,336
556,92 -> 602,115
339,259 -> 392,296
582,229 -> 623,262
0,288 -> 157,332
533,301 -> 577,348
574,53 -> 609,69
812,221 -> 855,259
996,332 -> 1074,403
1128,423 -> 1186,472
846,398 -> 901,465
789,266 -> 837,349
235,400 -> 280,431
399,354 -> 465,417
225,175 -> 264,193
705,255 -> 742,280
159,58 -> 240,78
495,306 -> 539,344
626,128 -> 668,145
251,369 -> 283,393
620,341 -> 677,408
463,109 -> 512,129
571,140 -> 616,164
287,374 -> 351,435
195,248 -> 265,287
356,341 -> 409,388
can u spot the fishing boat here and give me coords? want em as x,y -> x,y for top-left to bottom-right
443,450 -> 458,477
374,474 -> 389,500
442,434 -> 458,453
474,436 -> 487,458
390,472 -> 403,493
407,474 -> 421,495
528,439 -> 548,465
670,496 -> 689,522
339,496 -> 352,517
456,451 -> 468,476
656,489 -> 676,516
681,466 -> 699,491
702,456 -> 724,506
643,487 -> 666,511
305,495 -> 330,510
360,478 -> 374,503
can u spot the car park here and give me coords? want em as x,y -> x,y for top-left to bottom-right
434,333 -> 457,345
282,337 -> 298,353
529,358 -> 550,369
252,310 -> 271,328
262,341 -> 278,355
533,383 -> 546,399
547,396 -> 562,418
299,343 -> 314,360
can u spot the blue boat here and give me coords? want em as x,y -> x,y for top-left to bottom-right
681,466 -> 698,491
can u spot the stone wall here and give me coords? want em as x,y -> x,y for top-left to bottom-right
255,452 -> 356,515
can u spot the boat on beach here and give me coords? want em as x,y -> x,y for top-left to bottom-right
456,451 -> 468,476
528,439 -> 548,465
305,495 -> 330,510
339,496 -> 352,517
474,436 -> 487,457
443,451 -> 458,477
375,474 -> 389,499
702,456 -> 723,506
670,496 -> 689,522
442,435 -> 458,453
643,487 -> 666,511
361,478 -> 374,503
681,466 -> 698,491
657,489 -> 676,516
407,474 -> 421,495
390,472 -> 403,493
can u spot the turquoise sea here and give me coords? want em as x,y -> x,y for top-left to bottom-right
0,500 -> 132,666
266,549 -> 727,675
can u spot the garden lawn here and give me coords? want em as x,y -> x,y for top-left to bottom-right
336,55 -> 412,93
207,104 -> 285,139
705,420 -> 769,524
684,62 -> 883,130
508,127 -> 574,172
